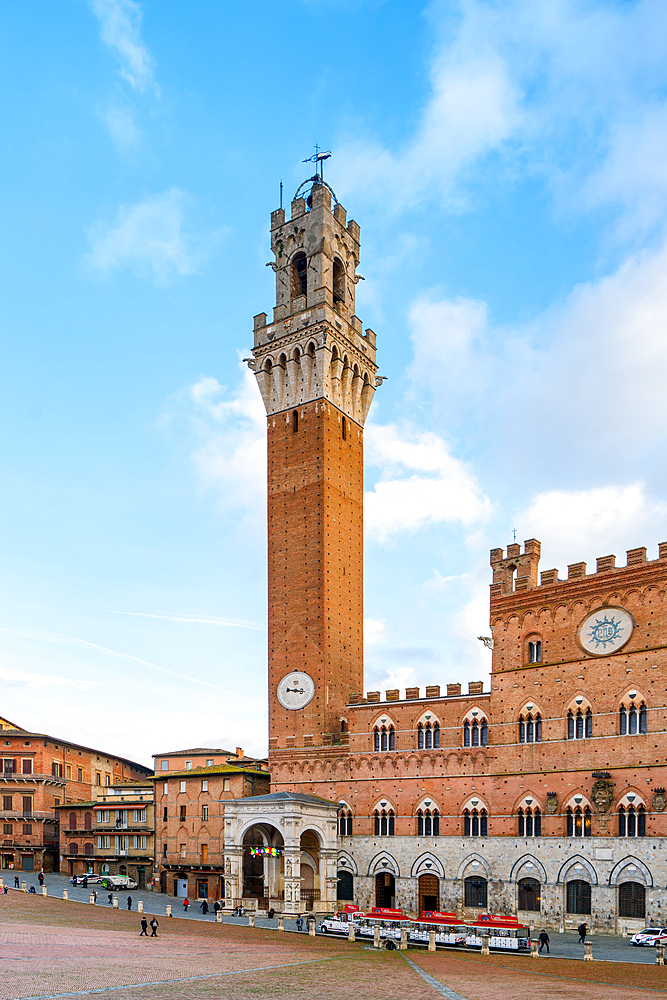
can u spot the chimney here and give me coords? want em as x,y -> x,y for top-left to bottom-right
236,747 -> 244,759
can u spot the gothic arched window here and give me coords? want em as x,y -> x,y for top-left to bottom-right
374,724 -> 395,752
567,805 -> 591,837
333,257 -> 345,305
374,808 -> 394,836
464,808 -> 487,837
338,809 -> 353,836
291,251 -> 307,299
417,808 -> 440,837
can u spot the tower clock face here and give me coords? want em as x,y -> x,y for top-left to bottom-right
276,671 -> 315,710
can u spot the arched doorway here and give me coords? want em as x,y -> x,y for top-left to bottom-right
337,869 -> 354,901
300,830 -> 321,911
242,824 -> 285,909
518,877 -> 541,911
566,879 -> 591,914
375,872 -> 395,908
619,881 -> 645,919
419,873 -> 439,914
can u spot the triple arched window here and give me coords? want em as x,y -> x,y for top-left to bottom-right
567,708 -> 592,740
517,807 -> 541,836
417,809 -> 440,836
618,804 -> 646,837
374,809 -> 395,836
619,703 -> 647,735
566,806 -> 592,837
338,809 -> 353,836
519,713 -> 542,743
374,725 -> 395,752
463,808 -> 487,836
463,718 -> 487,747
417,722 -> 440,749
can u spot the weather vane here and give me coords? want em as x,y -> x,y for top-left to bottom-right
303,144 -> 331,180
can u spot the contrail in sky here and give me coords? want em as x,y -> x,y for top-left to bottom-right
106,610 -> 265,630
0,624 -> 235,694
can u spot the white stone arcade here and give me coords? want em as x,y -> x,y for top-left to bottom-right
222,791 -> 339,914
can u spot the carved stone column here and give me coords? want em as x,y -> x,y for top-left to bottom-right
223,845 -> 243,908
319,848 -> 339,912
283,848 -> 302,914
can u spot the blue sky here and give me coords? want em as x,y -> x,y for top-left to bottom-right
2,0 -> 667,765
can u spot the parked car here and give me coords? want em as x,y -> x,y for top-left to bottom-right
70,874 -> 102,886
99,875 -> 138,891
631,927 -> 667,946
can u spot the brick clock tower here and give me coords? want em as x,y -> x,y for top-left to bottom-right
247,173 -> 380,756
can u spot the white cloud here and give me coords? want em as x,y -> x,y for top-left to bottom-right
83,189 -> 214,282
90,0 -> 157,93
186,367 -> 267,517
364,424 -> 491,542
515,483 -> 667,575
334,0 -> 667,235
364,618 -> 387,646
101,104 -> 141,152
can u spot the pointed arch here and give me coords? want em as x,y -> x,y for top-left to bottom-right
509,853 -> 548,884
608,855 -> 653,887
457,853 -> 491,879
337,850 -> 357,875
411,852 -> 445,879
557,854 -> 598,885
367,852 -> 400,877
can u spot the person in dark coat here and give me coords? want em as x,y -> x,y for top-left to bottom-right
140,917 -> 148,936
538,930 -> 550,953
127,896 -> 133,910
200,900 -> 209,915
577,922 -> 587,943
150,916 -> 159,937
38,872 -> 44,886
108,892 -> 114,905
14,876 -> 19,888
213,901 -> 220,915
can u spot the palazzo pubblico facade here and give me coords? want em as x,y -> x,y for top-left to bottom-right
220,169 -> 667,935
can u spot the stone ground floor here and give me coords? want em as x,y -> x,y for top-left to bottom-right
1,888 -> 666,1000
1,845 -> 57,873
59,854 -> 153,888
338,835 -> 667,933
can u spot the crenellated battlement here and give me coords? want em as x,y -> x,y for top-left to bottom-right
490,538 -> 667,599
348,681 -> 486,706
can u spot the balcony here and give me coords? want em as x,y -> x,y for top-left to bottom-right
0,773 -> 65,786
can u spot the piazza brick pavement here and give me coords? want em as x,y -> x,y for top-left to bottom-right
2,892 -> 667,999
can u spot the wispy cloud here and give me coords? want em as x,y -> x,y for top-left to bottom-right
0,624 -> 232,694
90,0 -> 157,94
0,666 -> 95,691
107,610 -> 264,630
82,189 -> 217,282
100,103 -> 141,153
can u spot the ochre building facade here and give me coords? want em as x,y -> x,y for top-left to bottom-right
226,173 -> 667,932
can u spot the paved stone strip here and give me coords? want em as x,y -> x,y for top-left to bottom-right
400,953 -> 470,999
16,957 -> 340,1000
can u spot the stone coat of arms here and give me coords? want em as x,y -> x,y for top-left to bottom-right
592,778 -> 613,813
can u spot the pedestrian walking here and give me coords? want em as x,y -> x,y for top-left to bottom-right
577,922 -> 587,944
108,892 -> 113,905
127,896 -> 133,910
183,898 -> 190,912
82,876 -> 88,888
140,917 -> 148,936
296,915 -> 303,931
14,876 -> 19,888
3,886 -> 7,894
150,916 -> 159,937
213,901 -> 220,915
38,872 -> 44,886
200,900 -> 209,915
538,930 -> 550,953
